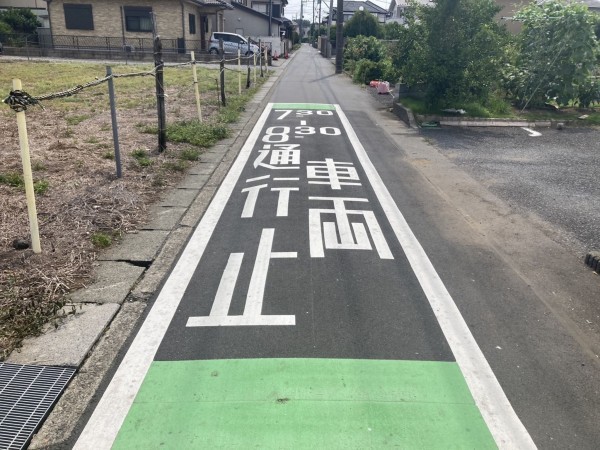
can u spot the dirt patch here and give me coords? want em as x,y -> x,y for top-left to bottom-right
0,60 -> 259,358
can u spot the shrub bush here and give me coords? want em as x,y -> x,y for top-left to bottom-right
353,59 -> 384,85
344,36 -> 385,64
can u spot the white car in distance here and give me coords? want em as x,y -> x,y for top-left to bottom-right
209,32 -> 259,55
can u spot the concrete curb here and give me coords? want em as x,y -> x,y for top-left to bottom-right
389,102 -> 574,130
418,115 -> 553,128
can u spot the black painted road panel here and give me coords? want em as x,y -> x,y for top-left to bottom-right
155,106 -> 453,362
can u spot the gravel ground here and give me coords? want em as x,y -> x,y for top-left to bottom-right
421,126 -> 600,256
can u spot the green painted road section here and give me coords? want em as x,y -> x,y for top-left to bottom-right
271,103 -> 336,110
113,359 -> 495,449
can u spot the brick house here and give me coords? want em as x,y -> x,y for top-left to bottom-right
46,0 -> 233,52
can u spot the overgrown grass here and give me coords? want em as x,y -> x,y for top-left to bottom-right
131,149 -> 152,167
0,173 -> 49,194
0,61 -> 228,113
164,121 -> 230,147
162,160 -> 188,172
0,172 -> 24,188
180,148 -> 200,161
66,115 -> 90,126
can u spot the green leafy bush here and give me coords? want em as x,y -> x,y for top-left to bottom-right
344,36 -> 385,64
0,8 -> 41,34
506,0 -> 600,108
353,59 -> 384,84
390,0 -> 508,108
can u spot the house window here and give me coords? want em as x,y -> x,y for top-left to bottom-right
64,4 -> 94,30
189,13 -> 196,34
253,3 -> 267,14
124,7 -> 153,32
272,4 -> 280,18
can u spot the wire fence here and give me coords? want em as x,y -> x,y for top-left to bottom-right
2,54 -> 265,112
3,39 -> 270,168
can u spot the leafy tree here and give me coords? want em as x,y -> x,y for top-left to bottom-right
344,10 -> 381,38
382,22 -> 405,40
344,35 -> 385,63
0,20 -> 12,35
0,8 -> 41,34
391,0 -> 507,107
506,0 -> 600,108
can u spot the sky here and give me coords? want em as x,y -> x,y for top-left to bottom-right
283,0 -> 392,22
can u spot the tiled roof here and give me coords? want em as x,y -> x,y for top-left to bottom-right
190,0 -> 234,10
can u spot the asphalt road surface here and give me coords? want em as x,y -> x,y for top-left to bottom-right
74,45 -> 600,449
421,126 -> 600,255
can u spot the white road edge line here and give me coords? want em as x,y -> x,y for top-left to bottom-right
335,105 -> 536,449
522,127 -> 542,137
73,104 -> 276,450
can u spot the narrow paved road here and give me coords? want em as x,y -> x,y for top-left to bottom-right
75,45 -> 600,449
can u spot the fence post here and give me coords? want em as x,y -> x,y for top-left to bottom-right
238,49 -> 242,95
191,51 -> 202,122
220,58 -> 226,107
12,79 -> 41,254
154,36 -> 167,152
106,66 -> 122,178
247,40 -> 251,89
259,39 -> 263,78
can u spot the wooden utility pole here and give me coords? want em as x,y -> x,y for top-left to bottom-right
335,0 -> 343,74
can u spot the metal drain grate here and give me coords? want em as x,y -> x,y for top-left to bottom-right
0,362 -> 76,450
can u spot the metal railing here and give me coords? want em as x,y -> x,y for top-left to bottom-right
0,33 -> 208,55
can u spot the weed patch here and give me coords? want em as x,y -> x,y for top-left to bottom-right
166,121 -> 230,147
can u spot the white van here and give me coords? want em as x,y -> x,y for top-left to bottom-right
209,32 -> 259,55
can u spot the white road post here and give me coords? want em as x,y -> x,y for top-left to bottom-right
13,79 -> 41,253
191,51 -> 202,122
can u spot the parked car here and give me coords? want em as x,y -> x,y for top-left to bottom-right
209,32 -> 259,55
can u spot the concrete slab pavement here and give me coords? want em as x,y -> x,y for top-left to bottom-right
69,261 -> 145,304
8,303 -> 120,367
